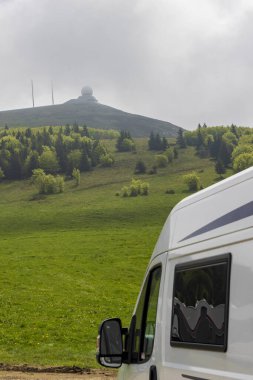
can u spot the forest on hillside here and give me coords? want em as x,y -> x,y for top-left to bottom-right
183,124 -> 253,175
0,124 -> 119,181
0,123 -> 253,187
0,124 -> 175,182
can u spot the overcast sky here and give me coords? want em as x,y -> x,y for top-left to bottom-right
0,0 -> 253,130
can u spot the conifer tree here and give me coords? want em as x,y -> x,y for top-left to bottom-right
64,124 -> 71,136
176,128 -> 186,148
148,131 -> 155,150
9,151 -> 23,179
116,130 -> 135,152
162,137 -> 169,150
215,159 -> 226,178
134,159 -> 146,174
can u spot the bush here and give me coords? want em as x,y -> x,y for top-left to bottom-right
120,179 -> 150,197
56,175 -> 65,193
183,172 -> 200,192
100,154 -> 115,167
31,169 -> 46,194
120,138 -> 135,152
116,131 -> 136,152
140,182 -> 149,195
233,153 -> 253,172
129,179 -> 141,197
121,186 -> 129,197
67,150 -> 82,173
232,144 -> 253,160
165,147 -> 174,163
44,174 -> 57,194
72,168 -> 80,186
39,147 -> 59,174
32,169 -> 64,194
155,154 -> 168,168
134,159 -> 146,174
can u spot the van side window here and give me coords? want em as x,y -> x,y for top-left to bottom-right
132,266 -> 162,363
171,253 -> 231,351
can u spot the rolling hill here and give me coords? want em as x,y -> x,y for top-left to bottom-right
0,86 -> 180,137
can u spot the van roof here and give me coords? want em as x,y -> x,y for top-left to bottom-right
152,166 -> 253,259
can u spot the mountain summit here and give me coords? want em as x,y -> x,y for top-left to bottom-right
65,86 -> 98,104
0,86 -> 180,137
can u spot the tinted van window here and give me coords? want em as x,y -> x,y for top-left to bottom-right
171,254 -> 231,351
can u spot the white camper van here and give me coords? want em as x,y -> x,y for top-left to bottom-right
97,167 -> 253,380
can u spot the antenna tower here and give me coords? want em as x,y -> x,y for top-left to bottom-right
51,81 -> 55,105
31,80 -> 35,108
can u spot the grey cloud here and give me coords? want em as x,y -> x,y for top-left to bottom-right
0,0 -> 253,129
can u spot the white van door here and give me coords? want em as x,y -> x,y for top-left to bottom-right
162,253 -> 232,380
120,252 -> 167,380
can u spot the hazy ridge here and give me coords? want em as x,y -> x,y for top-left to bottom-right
0,102 -> 180,137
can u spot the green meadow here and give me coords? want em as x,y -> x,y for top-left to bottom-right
0,139 -> 231,367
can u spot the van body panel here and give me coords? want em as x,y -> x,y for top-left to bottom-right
151,167 -> 253,260
115,168 -> 253,379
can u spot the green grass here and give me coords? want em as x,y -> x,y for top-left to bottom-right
0,139 -> 232,367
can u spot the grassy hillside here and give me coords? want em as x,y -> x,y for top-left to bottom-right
0,139 -> 232,367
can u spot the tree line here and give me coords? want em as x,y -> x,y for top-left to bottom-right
183,124 -> 253,174
0,124 -> 113,180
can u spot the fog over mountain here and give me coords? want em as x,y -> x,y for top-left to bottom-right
0,0 -> 253,130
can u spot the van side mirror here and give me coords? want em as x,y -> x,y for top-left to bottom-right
96,318 -> 123,368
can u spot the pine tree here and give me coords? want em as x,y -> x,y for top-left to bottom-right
155,133 -> 163,150
218,140 -> 231,166
25,151 -> 39,177
9,151 -> 23,179
81,125 -> 89,137
176,128 -> 186,148
73,122 -> 79,133
215,159 -> 226,178
230,124 -> 239,138
134,159 -> 146,174
25,128 -> 32,138
116,131 -> 135,152
64,124 -> 71,136
148,131 -> 155,150
55,133 -> 68,172
162,137 -> 169,150
196,125 -> 204,149
80,150 -> 91,171
42,128 -> 52,146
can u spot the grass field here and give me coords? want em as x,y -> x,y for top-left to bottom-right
0,138 -> 232,367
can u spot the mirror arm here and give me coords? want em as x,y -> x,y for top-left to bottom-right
121,327 -> 129,363
123,315 -> 136,364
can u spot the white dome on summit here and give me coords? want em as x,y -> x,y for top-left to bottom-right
65,86 -> 97,104
81,86 -> 93,96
